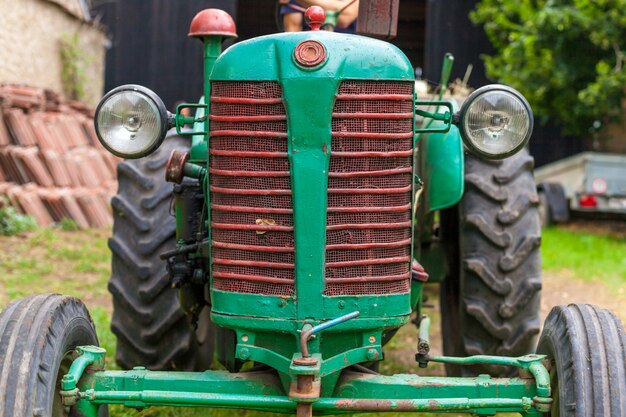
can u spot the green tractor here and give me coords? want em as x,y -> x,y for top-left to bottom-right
1,4 -> 625,417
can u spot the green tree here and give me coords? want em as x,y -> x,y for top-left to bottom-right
472,0 -> 626,135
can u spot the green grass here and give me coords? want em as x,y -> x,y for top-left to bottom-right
2,224 -> 625,416
542,225 -> 626,292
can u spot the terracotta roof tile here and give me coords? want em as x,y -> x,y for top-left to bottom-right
0,84 -> 118,228
14,147 -> 54,187
3,109 -> 38,146
59,188 -> 90,228
0,85 -> 45,110
41,150 -> 72,187
16,189 -> 54,226
0,113 -> 11,146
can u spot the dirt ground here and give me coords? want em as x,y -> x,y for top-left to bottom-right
541,270 -> 626,321
383,270 -> 626,379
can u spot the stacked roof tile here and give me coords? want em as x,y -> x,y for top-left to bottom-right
0,84 -> 120,227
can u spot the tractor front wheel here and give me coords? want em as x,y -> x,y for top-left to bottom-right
537,304 -> 626,416
0,294 -> 107,417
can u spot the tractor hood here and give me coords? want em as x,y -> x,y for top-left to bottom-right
210,31 -> 414,82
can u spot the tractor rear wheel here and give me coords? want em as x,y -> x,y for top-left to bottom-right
0,294 -> 107,417
440,149 -> 542,376
109,135 -> 214,371
537,304 -> 626,417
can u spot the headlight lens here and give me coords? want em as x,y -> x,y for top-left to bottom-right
95,85 -> 169,159
459,85 -> 533,159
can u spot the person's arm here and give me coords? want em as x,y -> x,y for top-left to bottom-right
296,0 -> 359,29
283,12 -> 304,32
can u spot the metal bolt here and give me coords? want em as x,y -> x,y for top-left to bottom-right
241,334 -> 249,342
368,335 -> 376,344
239,348 -> 251,360
366,348 -> 379,361
338,300 -> 345,309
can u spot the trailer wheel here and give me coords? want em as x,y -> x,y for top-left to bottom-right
0,294 -> 107,417
440,149 -> 542,376
538,304 -> 626,417
109,135 -> 214,371
537,182 -> 570,227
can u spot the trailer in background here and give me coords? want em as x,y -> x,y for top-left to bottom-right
535,152 -> 626,225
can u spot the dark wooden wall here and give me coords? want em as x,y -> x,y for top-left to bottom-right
391,0 -> 426,68
424,0 -> 491,87
93,0 -> 425,109
91,0 -> 236,110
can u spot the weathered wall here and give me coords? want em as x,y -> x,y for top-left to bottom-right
0,0 -> 106,107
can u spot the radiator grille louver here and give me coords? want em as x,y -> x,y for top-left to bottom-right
209,80 -> 414,298
209,82 -> 294,296
324,81 -> 414,296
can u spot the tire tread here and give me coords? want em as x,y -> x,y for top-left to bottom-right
538,304 -> 626,416
109,137 -> 199,371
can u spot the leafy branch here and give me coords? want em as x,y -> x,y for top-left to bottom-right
472,0 -> 626,136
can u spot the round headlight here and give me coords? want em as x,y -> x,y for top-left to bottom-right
458,85 -> 533,159
95,85 -> 169,159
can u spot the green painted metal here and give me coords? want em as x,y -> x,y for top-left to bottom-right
60,346 -> 106,394
409,280 -> 423,313
69,346 -> 548,416
414,101 -> 453,134
416,108 -> 464,213
190,96 -> 208,162
428,355 -> 551,398
438,53 -> 455,100
414,53 -> 464,213
283,75 -> 335,320
203,31 -> 415,389
416,242 -> 448,283
324,10 -> 340,29
174,104 -> 208,136
210,32 -> 413,81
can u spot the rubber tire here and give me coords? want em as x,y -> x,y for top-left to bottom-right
109,135 -> 214,371
538,190 -> 550,228
0,294 -> 107,417
537,304 -> 626,416
440,149 -> 542,376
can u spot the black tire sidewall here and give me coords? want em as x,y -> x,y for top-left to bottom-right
0,295 -> 103,417
537,304 -> 626,417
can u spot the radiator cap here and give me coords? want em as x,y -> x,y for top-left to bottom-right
188,9 -> 237,39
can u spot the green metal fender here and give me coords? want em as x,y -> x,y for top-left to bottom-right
417,119 -> 464,213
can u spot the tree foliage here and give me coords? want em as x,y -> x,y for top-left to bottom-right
472,0 -> 626,135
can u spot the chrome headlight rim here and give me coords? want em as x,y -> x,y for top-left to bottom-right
94,84 -> 169,159
458,84 -> 534,160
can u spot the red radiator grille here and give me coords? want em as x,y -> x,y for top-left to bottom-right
209,81 -> 294,296
324,80 -> 414,296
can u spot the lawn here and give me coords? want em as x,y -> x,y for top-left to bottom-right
542,223 -> 626,294
0,222 -> 625,416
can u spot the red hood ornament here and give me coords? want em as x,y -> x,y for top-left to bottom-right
304,6 -> 325,31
